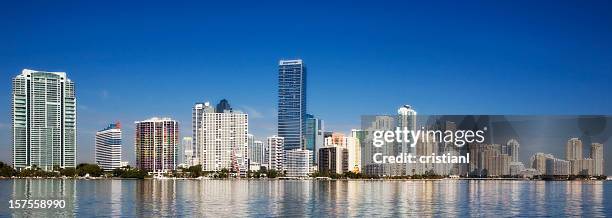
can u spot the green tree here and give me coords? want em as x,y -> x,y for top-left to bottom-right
60,167 -> 77,177
0,162 -> 17,177
187,165 -> 203,178
76,163 -> 103,177
218,168 -> 229,178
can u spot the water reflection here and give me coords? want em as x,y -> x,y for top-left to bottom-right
1,179 -> 611,217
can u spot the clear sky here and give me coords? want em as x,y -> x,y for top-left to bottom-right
1,1 -> 611,165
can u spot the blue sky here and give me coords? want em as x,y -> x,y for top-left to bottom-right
1,1 -> 611,165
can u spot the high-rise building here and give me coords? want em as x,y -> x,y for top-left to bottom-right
398,105 -> 417,175
566,138 -> 583,160
325,132 -> 348,147
249,140 -> 265,166
531,153 -> 554,175
318,146 -> 344,174
506,139 -> 520,162
12,69 -> 77,171
181,137 -> 193,166
266,136 -> 284,172
323,132 -> 361,173
216,99 -> 232,113
361,115 -> 395,176
566,138 -> 584,175
135,117 -> 179,173
198,101 -> 248,174
278,59 -> 306,151
192,102 -> 215,166
285,149 -> 312,177
305,114 -> 324,164
95,122 -> 122,171
545,156 -> 570,176
591,143 -> 604,176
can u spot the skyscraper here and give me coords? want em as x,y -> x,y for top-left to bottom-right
12,69 -> 77,171
566,138 -> 583,160
216,99 -> 232,113
278,59 -> 306,151
507,139 -> 520,162
198,100 -> 249,174
95,122 -> 122,171
249,140 -> 265,166
135,117 -> 179,173
192,102 -> 215,166
181,137 -> 193,166
590,143 -> 604,176
305,114 -> 324,164
398,105 -> 417,175
566,138 -> 583,175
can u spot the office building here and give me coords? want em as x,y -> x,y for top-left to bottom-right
95,122 -> 122,171
12,69 -> 77,171
285,149 -> 312,177
278,59 -> 306,151
135,117 -> 179,173
216,99 -> 232,113
305,114 -> 324,164
318,146 -> 344,175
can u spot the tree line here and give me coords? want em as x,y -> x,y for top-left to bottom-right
0,161 -> 148,179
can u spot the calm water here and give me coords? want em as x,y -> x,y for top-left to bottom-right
0,179 -> 610,217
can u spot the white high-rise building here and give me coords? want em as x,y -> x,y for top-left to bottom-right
345,135 -> 361,173
285,149 -> 311,177
248,139 -> 265,165
12,69 -> 77,171
181,137 -> 193,166
566,138 -> 583,160
192,102 -> 215,166
591,143 -> 604,176
398,105 -> 417,175
199,101 -> 249,174
267,136 -> 284,172
507,139 -> 520,162
95,122 -> 122,171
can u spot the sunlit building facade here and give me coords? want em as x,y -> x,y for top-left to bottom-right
12,69 -> 76,171
135,117 -> 179,173
95,122 -> 122,171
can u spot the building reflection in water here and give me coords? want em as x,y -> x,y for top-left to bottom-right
11,179 -> 76,217
4,179 -> 611,217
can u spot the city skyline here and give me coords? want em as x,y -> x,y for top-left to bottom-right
2,1 -> 612,170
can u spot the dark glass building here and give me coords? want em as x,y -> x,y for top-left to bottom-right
278,59 -> 306,150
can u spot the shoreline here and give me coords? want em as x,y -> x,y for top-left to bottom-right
1,177 -> 609,181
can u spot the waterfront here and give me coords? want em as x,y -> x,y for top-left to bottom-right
0,179 -> 610,217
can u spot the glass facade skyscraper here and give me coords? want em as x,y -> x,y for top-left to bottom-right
12,69 -> 77,171
278,59 -> 306,151
305,114 -> 324,163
